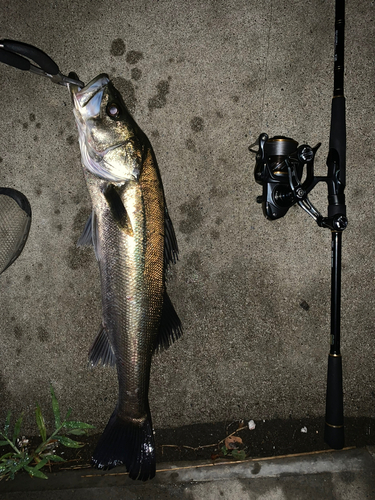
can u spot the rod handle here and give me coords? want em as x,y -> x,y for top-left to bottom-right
324,354 -> 344,449
329,95 -> 346,180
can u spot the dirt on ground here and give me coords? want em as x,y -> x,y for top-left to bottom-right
2,416 -> 372,476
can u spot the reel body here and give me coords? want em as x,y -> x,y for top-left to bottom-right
252,133 -> 347,231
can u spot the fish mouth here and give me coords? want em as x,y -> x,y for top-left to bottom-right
69,73 -> 110,113
69,72 -> 124,153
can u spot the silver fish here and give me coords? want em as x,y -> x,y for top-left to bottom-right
69,74 -> 181,481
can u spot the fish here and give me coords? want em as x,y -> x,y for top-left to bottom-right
69,73 -> 182,481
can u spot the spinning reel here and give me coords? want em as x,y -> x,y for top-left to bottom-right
251,133 -> 348,232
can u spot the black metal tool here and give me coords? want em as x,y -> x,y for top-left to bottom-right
0,39 -> 84,87
251,0 -> 346,450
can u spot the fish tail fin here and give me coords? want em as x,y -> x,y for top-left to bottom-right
92,410 -> 156,481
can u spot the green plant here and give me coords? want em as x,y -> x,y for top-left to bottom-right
0,385 -> 94,481
220,445 -> 247,461
217,434 -> 247,461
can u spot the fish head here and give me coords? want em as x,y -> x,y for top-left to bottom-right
69,74 -> 143,182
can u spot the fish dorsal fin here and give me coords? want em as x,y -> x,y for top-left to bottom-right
103,184 -> 133,236
164,207 -> 178,272
154,293 -> 182,352
88,325 -> 116,367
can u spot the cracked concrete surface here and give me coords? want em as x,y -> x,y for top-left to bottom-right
0,0 -> 374,439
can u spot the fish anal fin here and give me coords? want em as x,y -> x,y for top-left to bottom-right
155,293 -> 182,352
88,325 -> 116,367
103,184 -> 133,236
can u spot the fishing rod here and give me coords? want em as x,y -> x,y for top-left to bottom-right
250,0 -> 347,449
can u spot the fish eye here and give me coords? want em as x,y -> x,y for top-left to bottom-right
107,102 -> 121,119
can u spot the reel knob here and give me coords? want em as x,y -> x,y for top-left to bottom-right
333,215 -> 348,231
298,145 -> 314,163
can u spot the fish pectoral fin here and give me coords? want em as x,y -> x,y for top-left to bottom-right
91,210 -> 104,261
88,325 -> 116,368
77,211 -> 94,247
77,210 -> 103,262
103,184 -> 134,236
164,207 -> 179,273
154,293 -> 183,352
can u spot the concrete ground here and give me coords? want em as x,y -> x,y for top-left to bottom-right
1,447 -> 374,499
0,0 -> 374,480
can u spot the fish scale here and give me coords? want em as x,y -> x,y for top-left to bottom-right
94,177 -> 160,420
69,73 -> 182,480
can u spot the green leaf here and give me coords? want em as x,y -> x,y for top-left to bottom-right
66,429 -> 87,436
63,421 -> 95,430
33,458 -> 48,470
35,405 -> 47,442
221,446 -> 228,456
34,438 -> 55,456
21,455 -> 33,467
64,408 -> 72,421
231,449 -> 247,460
4,411 -> 11,437
24,465 -> 48,479
7,460 -> 25,474
0,440 -> 9,447
50,386 -> 61,429
43,454 -> 65,462
54,436 -> 84,448
12,415 -> 23,444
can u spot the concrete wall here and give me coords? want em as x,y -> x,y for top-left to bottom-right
0,0 -> 374,433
